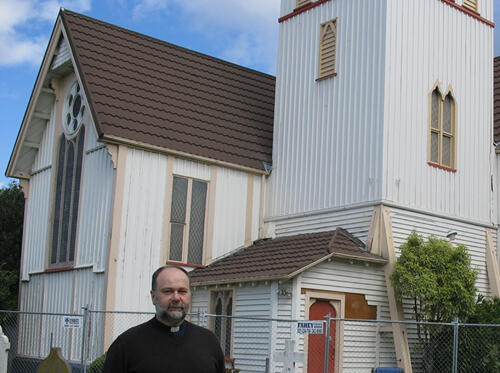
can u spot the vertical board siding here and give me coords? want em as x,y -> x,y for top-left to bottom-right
390,207 -> 492,296
212,168 -> 248,259
77,146 -> 114,270
252,176 -> 262,241
114,149 -> 167,311
299,261 -> 396,371
190,289 -> 209,327
83,122 -> 100,151
32,101 -> 56,172
41,271 -> 74,359
233,285 -> 272,373
269,0 -> 386,218
18,278 -> 44,357
71,269 -> 106,360
21,169 -> 52,279
173,157 -> 211,180
273,205 -> 374,242
383,0 -> 494,222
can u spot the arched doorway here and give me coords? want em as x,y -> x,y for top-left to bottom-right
308,299 -> 336,373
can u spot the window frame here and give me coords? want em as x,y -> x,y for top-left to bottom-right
49,125 -> 86,269
48,78 -> 87,270
209,289 -> 235,358
296,0 -> 311,8
462,0 -> 478,13
167,175 -> 209,265
317,18 -> 338,81
427,84 -> 457,171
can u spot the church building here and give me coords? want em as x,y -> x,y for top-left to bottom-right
6,0 -> 499,372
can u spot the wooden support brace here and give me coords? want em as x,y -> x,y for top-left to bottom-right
485,228 -> 500,297
368,205 -> 413,373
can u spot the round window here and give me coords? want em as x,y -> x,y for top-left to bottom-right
62,80 -> 86,137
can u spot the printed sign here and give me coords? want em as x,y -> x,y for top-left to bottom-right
297,321 -> 324,334
62,316 -> 83,329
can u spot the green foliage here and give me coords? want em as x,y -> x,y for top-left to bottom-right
390,231 -> 477,324
0,263 -> 19,310
0,182 -> 24,310
468,295 -> 500,324
88,353 -> 106,373
459,296 -> 500,372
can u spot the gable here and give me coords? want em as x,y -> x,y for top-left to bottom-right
8,9 -> 276,179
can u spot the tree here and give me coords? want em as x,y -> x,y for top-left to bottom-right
391,231 -> 477,324
459,296 -> 500,372
0,182 -> 25,310
390,231 -> 478,372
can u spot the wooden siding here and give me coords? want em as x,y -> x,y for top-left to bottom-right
76,144 -> 115,271
21,169 -> 52,279
298,260 -> 397,371
252,176 -> 263,241
31,100 -> 56,172
390,207 -> 493,296
51,36 -> 71,70
383,0 -> 494,222
114,148 -> 168,311
212,168 -> 249,258
269,0 -> 386,218
190,288 -> 210,327
233,285 -> 272,373
273,281 -> 294,373
173,157 -> 211,181
18,278 -> 44,357
71,270 -> 106,360
270,204 -> 374,243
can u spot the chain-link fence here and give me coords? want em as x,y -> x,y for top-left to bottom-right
1,309 -> 499,373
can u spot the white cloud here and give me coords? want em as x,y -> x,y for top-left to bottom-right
0,0 -> 91,66
132,0 -> 280,73
132,0 -> 169,18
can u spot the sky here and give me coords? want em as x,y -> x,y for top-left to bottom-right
0,0 -> 499,188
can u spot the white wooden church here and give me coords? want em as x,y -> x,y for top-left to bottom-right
6,0 -> 499,372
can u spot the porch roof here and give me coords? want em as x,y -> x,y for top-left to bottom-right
190,228 -> 387,286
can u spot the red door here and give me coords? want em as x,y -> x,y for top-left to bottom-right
308,300 -> 336,373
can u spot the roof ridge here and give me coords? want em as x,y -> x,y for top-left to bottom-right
60,9 -> 276,80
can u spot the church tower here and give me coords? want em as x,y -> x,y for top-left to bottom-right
267,1 -> 497,369
268,0 -> 495,251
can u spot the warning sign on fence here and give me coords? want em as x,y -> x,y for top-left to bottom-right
296,321 -> 324,334
62,316 -> 82,329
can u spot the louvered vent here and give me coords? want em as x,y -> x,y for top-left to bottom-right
296,0 -> 311,8
462,0 -> 478,12
318,20 -> 337,79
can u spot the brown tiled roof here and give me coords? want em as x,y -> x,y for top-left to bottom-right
189,228 -> 386,286
494,57 -> 500,145
60,10 -> 275,171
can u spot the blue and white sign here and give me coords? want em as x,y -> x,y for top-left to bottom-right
297,321 -> 324,334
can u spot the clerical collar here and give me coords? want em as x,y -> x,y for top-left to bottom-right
170,326 -> 180,332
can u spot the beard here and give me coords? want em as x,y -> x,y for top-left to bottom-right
156,302 -> 187,326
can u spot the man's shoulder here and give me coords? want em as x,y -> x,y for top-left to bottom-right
186,321 -> 219,339
115,318 -> 156,341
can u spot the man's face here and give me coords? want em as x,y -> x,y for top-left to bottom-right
151,268 -> 191,326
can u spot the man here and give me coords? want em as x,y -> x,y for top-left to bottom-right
103,266 -> 225,373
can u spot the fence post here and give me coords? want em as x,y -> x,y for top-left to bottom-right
0,325 -> 10,373
81,306 -> 89,373
323,312 -> 331,373
452,318 -> 459,373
